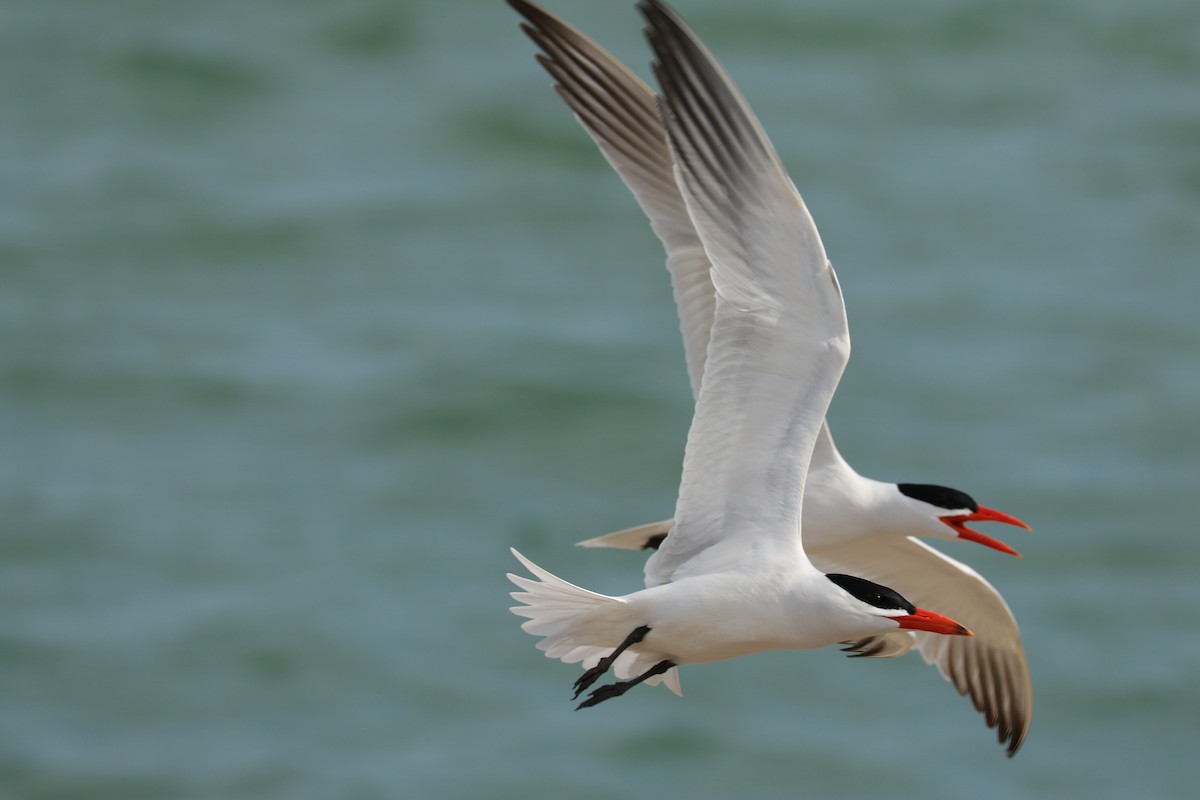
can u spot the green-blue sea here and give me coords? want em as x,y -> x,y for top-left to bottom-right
5,0 -> 1199,797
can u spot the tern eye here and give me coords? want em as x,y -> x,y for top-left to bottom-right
897,483 -> 978,513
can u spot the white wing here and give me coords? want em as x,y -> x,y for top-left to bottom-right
512,0 -> 849,469
639,0 -> 849,587
813,535 -> 1032,756
511,0 -> 713,397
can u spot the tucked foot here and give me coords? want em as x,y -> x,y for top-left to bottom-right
575,659 -> 674,710
576,680 -> 634,709
572,663 -> 610,699
570,625 -> 651,700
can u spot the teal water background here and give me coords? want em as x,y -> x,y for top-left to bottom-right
5,0 -> 1199,797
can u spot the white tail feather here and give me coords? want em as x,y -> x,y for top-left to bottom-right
507,548 -> 682,696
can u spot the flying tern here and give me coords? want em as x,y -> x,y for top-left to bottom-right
507,0 -> 984,738
506,0 -> 1034,756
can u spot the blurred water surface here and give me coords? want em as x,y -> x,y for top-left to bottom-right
3,0 -> 1199,798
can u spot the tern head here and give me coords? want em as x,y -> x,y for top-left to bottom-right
895,483 -> 1031,557
825,573 -> 973,636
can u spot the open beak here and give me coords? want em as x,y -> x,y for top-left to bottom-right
939,505 -> 1031,557
896,608 -> 973,637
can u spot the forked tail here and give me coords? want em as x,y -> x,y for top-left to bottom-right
507,548 -> 681,695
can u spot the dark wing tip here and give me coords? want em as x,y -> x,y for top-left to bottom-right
841,637 -> 888,659
944,640 -> 1031,757
507,0 -> 540,17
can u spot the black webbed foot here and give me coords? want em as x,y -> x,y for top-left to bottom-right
576,679 -> 634,709
570,625 -> 651,700
572,663 -> 609,699
574,659 -> 675,710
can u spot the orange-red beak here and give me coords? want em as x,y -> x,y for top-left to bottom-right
939,505 -> 1031,557
896,608 -> 973,637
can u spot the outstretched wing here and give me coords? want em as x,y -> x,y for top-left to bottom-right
814,535 -> 1032,756
511,0 -> 850,472
638,0 -> 849,586
510,0 -> 714,396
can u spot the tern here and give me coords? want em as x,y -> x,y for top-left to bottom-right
508,0 -> 978,732
507,0 -> 1033,756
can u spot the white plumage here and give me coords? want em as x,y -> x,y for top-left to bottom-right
508,0 -> 1034,754
508,0 -> 974,720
